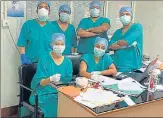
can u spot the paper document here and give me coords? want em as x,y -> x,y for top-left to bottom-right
143,61 -> 151,66
137,67 -> 146,73
118,77 -> 146,91
123,95 -> 136,106
74,88 -> 120,108
99,76 -> 119,86
156,85 -> 163,91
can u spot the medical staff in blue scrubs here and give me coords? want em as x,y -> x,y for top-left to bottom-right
77,0 -> 111,54
52,4 -> 77,55
80,37 -> 117,81
109,6 -> 143,72
29,33 -> 73,117
17,0 -> 56,64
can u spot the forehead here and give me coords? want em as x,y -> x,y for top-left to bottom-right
54,40 -> 64,44
38,2 -> 48,7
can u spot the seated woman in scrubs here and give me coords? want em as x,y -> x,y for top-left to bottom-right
77,0 -> 111,54
17,0 -> 56,64
109,6 -> 143,72
80,37 -> 117,81
29,33 -> 73,117
52,4 -> 77,55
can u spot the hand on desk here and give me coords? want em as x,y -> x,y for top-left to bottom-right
91,72 -> 101,82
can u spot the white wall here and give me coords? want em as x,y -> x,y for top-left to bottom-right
134,1 -> 163,60
1,1 -> 26,108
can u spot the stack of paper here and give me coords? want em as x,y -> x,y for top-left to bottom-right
118,77 -> 146,91
98,75 -> 119,85
74,88 -> 120,108
102,77 -> 147,96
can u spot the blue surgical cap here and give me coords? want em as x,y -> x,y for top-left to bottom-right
37,0 -> 51,8
90,0 -> 101,9
51,33 -> 65,47
94,37 -> 108,50
59,4 -> 71,14
119,6 -> 133,17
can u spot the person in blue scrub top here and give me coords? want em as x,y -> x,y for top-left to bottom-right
80,37 -> 117,81
77,0 -> 111,54
109,6 -> 143,72
17,0 -> 56,64
29,33 -> 73,117
52,4 -> 77,55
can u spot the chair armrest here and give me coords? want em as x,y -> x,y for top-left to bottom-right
18,82 -> 33,92
18,82 -> 39,118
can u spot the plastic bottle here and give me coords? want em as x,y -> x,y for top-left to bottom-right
148,71 -> 159,92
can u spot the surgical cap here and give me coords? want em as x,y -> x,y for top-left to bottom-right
59,4 -> 71,14
90,0 -> 101,9
94,37 -> 108,50
37,0 -> 51,8
51,33 -> 65,46
119,6 -> 133,17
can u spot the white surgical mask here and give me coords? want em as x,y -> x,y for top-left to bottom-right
53,45 -> 65,56
38,8 -> 49,22
94,47 -> 105,58
90,8 -> 100,18
120,15 -> 131,26
59,13 -> 70,22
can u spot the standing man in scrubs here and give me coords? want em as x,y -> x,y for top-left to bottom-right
80,37 -> 117,81
29,33 -> 73,117
17,0 -> 56,64
109,6 -> 143,72
77,0 -> 111,54
52,4 -> 77,55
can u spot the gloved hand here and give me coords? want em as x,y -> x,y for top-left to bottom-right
76,77 -> 88,88
91,71 -> 102,75
50,74 -> 61,83
121,41 -> 137,49
91,74 -> 101,82
20,54 -> 32,64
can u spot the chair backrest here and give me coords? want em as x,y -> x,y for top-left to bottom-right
18,55 -> 82,102
19,64 -> 37,102
65,54 -> 82,76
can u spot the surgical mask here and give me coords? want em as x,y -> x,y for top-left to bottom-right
90,8 -> 100,17
94,47 -> 105,58
38,8 -> 49,22
53,45 -> 65,56
59,13 -> 70,22
120,15 -> 131,26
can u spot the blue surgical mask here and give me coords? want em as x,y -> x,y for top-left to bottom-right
120,15 -> 131,25
38,8 -> 49,22
94,47 -> 105,58
90,8 -> 100,17
53,45 -> 65,56
59,13 -> 70,22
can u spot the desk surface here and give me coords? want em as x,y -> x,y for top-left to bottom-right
58,90 -> 163,117
56,77 -> 163,117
